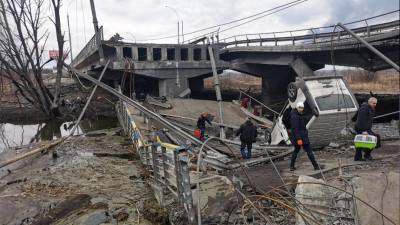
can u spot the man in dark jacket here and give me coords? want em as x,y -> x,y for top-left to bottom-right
236,118 -> 257,159
197,112 -> 212,140
354,97 -> 380,161
289,102 -> 320,171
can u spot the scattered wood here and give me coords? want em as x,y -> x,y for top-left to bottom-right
31,194 -> 91,225
0,137 -> 66,169
146,96 -> 172,109
6,177 -> 27,185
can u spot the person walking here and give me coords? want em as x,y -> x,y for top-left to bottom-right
354,97 -> 381,161
197,112 -> 212,141
289,102 -> 320,171
236,118 -> 257,159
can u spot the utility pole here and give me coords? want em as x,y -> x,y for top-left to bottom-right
165,5 -> 180,44
89,0 -> 99,32
89,0 -> 104,63
177,21 -> 180,44
207,38 -> 225,139
67,14 -> 73,62
181,21 -> 184,43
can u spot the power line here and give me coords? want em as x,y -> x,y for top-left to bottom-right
81,0 -> 87,42
186,0 -> 308,43
138,0 -> 307,42
220,9 -> 399,41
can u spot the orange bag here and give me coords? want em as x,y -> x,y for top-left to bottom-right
297,139 -> 303,146
194,129 -> 201,138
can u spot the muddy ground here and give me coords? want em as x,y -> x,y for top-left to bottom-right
0,128 -> 170,225
1,80 -> 399,224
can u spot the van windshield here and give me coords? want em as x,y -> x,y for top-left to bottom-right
315,94 -> 355,111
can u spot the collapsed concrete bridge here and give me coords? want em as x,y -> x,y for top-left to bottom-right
70,14 -> 399,108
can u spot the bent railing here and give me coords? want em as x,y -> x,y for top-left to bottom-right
71,26 -> 104,68
116,100 -> 196,224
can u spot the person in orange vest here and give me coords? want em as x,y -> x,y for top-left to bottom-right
197,112 -> 212,140
289,102 -> 320,171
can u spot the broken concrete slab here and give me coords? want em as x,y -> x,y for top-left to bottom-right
295,175 -> 333,225
191,175 -> 237,223
352,171 -> 399,225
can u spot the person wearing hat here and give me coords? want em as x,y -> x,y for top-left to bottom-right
354,97 -> 380,161
235,118 -> 258,159
289,102 -> 320,171
197,112 -> 212,141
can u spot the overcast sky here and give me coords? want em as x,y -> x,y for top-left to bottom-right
43,0 -> 399,63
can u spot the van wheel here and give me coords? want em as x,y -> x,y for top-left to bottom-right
287,82 -> 298,102
264,129 -> 271,144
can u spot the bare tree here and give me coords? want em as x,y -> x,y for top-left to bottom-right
50,0 -> 64,110
0,0 -> 64,117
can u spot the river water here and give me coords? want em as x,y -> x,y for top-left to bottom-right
0,117 -> 118,153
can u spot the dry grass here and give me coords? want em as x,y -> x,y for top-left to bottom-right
204,73 -> 261,92
343,69 -> 399,92
204,69 -> 399,93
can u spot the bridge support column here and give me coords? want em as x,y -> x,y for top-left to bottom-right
261,67 -> 296,111
159,78 -> 189,97
132,46 -> 138,61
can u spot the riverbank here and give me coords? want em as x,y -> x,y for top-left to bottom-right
0,89 -> 117,125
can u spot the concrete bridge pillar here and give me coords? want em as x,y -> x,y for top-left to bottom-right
188,47 -> 194,61
261,66 -> 296,110
147,48 -> 153,61
161,48 -> 167,61
132,46 -> 138,61
201,47 -> 207,60
116,46 -> 123,60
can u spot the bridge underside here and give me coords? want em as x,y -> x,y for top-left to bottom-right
87,66 -> 223,97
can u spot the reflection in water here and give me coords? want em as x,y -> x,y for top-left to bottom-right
0,117 -> 118,153
28,121 -> 83,144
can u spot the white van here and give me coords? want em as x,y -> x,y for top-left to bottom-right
270,75 -> 359,147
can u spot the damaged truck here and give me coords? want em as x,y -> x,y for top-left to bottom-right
269,75 -> 359,147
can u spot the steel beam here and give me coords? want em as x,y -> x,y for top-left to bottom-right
337,22 -> 399,71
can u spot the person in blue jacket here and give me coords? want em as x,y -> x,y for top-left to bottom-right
289,102 -> 320,171
235,118 -> 258,159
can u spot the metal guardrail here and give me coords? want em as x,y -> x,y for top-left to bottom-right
71,26 -> 103,67
220,19 -> 399,48
116,100 -> 196,224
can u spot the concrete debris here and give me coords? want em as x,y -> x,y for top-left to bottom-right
295,175 -> 335,225
295,172 -> 400,225
352,171 -> 399,225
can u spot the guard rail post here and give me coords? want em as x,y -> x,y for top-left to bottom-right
177,148 -> 196,225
